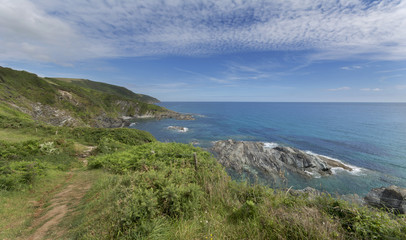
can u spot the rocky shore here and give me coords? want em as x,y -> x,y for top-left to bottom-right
212,139 -> 406,214
212,139 -> 354,181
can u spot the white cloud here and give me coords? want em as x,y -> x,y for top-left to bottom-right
328,86 -> 351,91
1,0 -> 406,63
360,88 -> 383,91
0,0 -> 115,64
341,65 -> 363,70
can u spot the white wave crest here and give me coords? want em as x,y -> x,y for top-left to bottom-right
167,126 -> 189,133
263,142 -> 279,149
304,170 -> 321,178
305,151 -> 363,176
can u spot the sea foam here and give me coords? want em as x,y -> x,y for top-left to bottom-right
167,126 -> 189,133
263,142 -> 279,149
305,150 -> 364,176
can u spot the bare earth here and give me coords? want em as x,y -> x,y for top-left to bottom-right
24,172 -> 90,240
24,146 -> 95,240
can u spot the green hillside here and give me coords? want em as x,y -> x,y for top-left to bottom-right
0,66 -> 168,127
52,78 -> 159,103
1,66 -> 404,240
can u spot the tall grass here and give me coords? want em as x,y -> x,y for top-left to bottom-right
68,142 -> 406,239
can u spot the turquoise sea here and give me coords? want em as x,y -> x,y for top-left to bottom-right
131,102 -> 406,195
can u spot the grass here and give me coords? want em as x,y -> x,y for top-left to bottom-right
52,78 -> 159,103
0,66 -> 170,127
0,129 -> 41,142
0,114 -> 155,238
0,170 -> 67,239
64,142 -> 406,240
0,112 -> 155,191
1,124 -> 405,239
1,68 -> 405,239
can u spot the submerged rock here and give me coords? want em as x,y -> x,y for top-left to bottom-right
364,185 -> 406,214
167,126 -> 189,132
212,139 -> 353,181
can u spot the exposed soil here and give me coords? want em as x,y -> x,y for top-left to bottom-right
24,146 -> 95,240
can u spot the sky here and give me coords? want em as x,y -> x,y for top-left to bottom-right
1,0 -> 406,102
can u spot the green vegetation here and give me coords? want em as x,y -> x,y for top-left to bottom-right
1,111 -> 405,239
66,142 -> 406,240
0,111 -> 156,239
53,78 -> 159,103
0,66 -> 168,127
0,111 -> 155,191
1,66 -> 405,239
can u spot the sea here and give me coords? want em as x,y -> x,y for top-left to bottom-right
130,102 -> 406,196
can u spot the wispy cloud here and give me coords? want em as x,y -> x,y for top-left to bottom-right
377,67 -> 406,73
360,88 -> 383,91
129,82 -> 193,94
341,65 -> 362,70
379,74 -> 404,82
1,0 -> 406,64
328,87 -> 351,91
174,67 -> 230,84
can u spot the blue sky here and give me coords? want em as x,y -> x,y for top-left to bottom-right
1,0 -> 406,102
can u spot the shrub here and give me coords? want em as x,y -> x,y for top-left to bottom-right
229,200 -> 258,224
0,161 -> 47,190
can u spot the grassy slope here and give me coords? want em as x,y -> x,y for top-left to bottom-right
0,110 -> 156,239
0,66 -> 167,126
52,78 -> 159,103
66,142 -> 406,240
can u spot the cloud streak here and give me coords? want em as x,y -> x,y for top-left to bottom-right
328,87 -> 351,91
1,0 -> 406,63
360,88 -> 383,91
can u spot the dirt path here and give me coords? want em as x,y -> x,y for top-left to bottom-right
25,147 -> 95,240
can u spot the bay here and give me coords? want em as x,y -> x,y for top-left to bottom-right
131,102 -> 406,195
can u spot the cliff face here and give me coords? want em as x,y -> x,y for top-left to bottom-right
212,139 -> 353,182
0,66 -> 192,127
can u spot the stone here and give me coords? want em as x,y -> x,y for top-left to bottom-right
212,140 -> 354,182
364,185 -> 406,214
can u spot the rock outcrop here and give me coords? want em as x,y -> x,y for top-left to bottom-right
212,140 -> 353,181
364,185 -> 406,214
151,111 -> 195,120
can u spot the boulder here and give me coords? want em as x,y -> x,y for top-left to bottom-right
212,140 -> 353,181
364,185 -> 406,214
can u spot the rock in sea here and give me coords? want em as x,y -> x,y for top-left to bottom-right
167,126 -> 189,133
212,139 -> 353,182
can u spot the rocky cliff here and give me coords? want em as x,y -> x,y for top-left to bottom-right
0,66 -> 192,127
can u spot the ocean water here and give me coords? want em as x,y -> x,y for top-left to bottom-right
130,102 -> 406,195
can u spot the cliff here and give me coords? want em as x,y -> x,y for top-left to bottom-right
0,66 -> 192,127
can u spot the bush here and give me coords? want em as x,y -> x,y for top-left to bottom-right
0,139 -> 77,190
229,200 -> 258,224
0,161 -> 47,190
96,137 -> 127,154
317,196 -> 406,239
